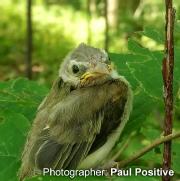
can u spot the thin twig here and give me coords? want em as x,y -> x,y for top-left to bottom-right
112,131 -> 180,168
162,1 -> 175,181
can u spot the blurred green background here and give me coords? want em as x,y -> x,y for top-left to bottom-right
0,0 -> 180,181
0,0 -> 179,85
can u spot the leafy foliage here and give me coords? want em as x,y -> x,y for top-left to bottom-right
0,27 -> 180,181
109,28 -> 180,180
0,78 -> 48,181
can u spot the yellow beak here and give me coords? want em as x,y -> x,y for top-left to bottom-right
80,63 -> 113,85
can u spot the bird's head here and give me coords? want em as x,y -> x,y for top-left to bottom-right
59,43 -> 118,88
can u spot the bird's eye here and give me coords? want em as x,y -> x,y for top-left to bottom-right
72,64 -> 79,74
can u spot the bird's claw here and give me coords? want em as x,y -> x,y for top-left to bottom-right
101,160 -> 119,170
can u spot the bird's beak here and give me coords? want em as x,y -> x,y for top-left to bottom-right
80,63 -> 113,85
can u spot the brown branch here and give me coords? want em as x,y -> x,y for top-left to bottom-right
162,1 -> 175,181
113,131 -> 180,168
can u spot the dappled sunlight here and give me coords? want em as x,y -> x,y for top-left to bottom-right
0,0 -> 179,83
141,36 -> 164,51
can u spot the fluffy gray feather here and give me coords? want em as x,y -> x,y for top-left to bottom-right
18,43 -> 133,180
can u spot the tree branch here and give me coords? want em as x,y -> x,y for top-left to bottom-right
113,131 -> 180,168
162,1 -> 175,180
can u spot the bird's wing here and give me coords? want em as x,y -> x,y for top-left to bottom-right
88,94 -> 127,154
33,106 -> 102,170
26,79 -> 104,171
22,78 -> 128,174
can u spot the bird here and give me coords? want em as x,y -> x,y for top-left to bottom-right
18,43 -> 133,180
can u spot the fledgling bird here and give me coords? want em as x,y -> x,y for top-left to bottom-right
18,43 -> 133,180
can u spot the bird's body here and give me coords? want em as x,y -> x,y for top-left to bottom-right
19,43 -> 133,180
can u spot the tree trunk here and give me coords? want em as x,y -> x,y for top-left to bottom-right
87,0 -> 91,44
104,0 -> 109,51
107,0 -> 119,28
90,0 -> 96,15
26,0 -> 33,79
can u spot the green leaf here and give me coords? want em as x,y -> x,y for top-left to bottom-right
0,111 -> 28,180
0,78 -> 48,121
0,78 -> 49,181
172,142 -> 180,174
139,26 -> 164,44
128,39 -> 151,56
110,51 -> 164,137
110,53 -> 142,89
0,156 -> 19,181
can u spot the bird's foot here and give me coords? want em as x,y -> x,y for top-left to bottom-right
102,160 -> 119,170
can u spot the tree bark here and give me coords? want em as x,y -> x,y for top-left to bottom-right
26,0 -> 33,79
162,0 -> 175,181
